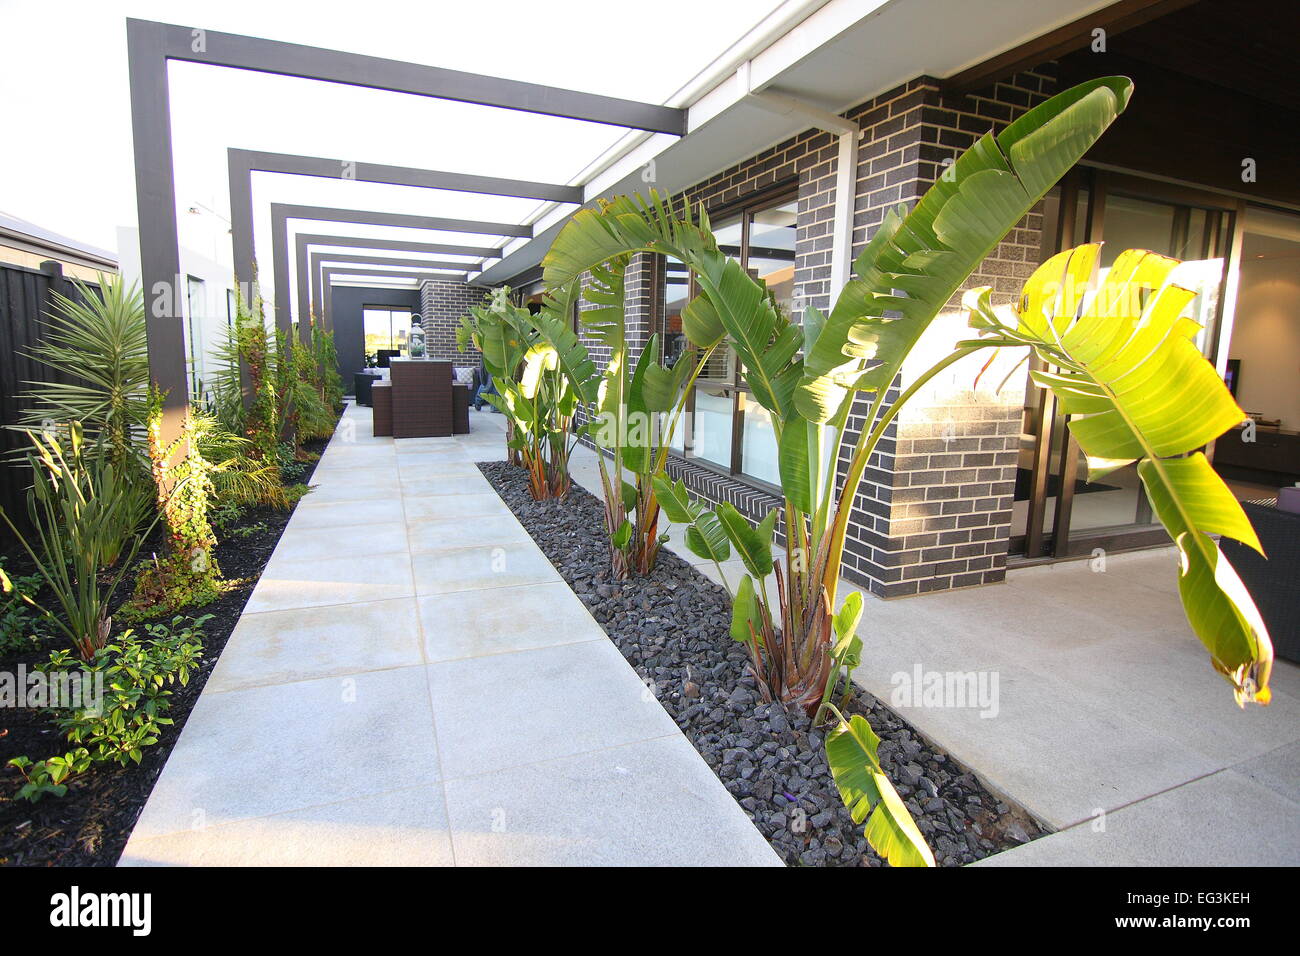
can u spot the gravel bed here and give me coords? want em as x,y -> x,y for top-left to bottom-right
479,460 -> 1045,866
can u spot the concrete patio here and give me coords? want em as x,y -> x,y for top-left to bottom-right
120,403 -> 1300,866
565,430 -> 1300,867
118,402 -> 779,867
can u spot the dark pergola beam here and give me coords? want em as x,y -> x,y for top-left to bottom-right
127,16 -> 682,446
313,252 -> 476,273
295,233 -> 502,327
272,203 -> 520,331
140,20 -> 685,133
312,252 -> 477,319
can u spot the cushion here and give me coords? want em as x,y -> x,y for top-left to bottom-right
453,366 -> 475,384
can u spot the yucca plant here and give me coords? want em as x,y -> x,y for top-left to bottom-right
17,274 -> 149,473
964,244 -> 1273,704
0,425 -> 156,659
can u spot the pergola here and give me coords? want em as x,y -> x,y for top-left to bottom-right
319,266 -> 466,329
127,18 -> 686,444
266,203 -> 528,336
293,233 -> 503,327
227,148 -> 584,341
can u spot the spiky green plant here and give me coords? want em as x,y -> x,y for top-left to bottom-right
17,274 -> 149,473
0,424 -> 155,660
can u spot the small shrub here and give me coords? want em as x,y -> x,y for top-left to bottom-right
6,615 -> 209,802
225,520 -> 268,540
0,425 -> 153,660
0,564 -> 47,655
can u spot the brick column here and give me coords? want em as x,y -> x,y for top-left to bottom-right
839,68 -> 1058,596
419,278 -> 487,363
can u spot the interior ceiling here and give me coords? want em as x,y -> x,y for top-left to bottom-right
1115,0 -> 1300,113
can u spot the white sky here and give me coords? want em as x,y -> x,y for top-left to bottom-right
0,0 -> 785,290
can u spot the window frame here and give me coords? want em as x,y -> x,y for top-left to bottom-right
658,181 -> 798,492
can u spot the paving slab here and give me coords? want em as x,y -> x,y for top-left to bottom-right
443,736 -> 780,867
127,665 -> 440,841
427,640 -> 679,778
417,583 -> 604,661
121,786 -> 453,867
206,598 -> 424,693
245,551 -> 415,613
975,766 -> 1300,866
121,403 -> 773,867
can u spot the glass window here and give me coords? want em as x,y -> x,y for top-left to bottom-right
660,191 -> 797,488
363,307 -> 413,357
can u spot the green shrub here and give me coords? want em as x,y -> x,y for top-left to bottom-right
6,615 -> 208,801
0,563 -> 47,655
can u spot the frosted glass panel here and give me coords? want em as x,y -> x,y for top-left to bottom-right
740,394 -> 779,485
692,386 -> 733,468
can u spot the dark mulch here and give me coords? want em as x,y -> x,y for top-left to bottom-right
480,459 -> 1046,866
0,430 -> 334,867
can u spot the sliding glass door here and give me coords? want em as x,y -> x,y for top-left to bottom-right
658,190 -> 796,489
1013,170 -> 1238,558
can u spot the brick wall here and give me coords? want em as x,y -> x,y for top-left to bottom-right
838,67 -> 1057,596
419,278 -> 488,363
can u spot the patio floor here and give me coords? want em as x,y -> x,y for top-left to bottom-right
565,430 -> 1300,867
118,402 -> 779,866
121,405 -> 1299,866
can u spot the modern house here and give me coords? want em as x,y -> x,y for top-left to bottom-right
468,0 -> 1299,597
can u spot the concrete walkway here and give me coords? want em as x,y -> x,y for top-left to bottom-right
119,403 -> 779,866
564,441 -> 1300,866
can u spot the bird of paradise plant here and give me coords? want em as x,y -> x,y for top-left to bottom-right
541,76 -> 1145,866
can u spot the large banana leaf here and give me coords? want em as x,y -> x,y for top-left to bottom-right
826,713 -> 935,867
966,243 -> 1272,705
542,192 -> 800,420
653,475 -> 731,563
796,76 -> 1134,424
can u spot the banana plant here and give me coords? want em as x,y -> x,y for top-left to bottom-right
963,244 -> 1273,704
536,231 -> 726,577
543,78 -> 1134,711
458,288 -> 581,499
541,78 -> 1135,867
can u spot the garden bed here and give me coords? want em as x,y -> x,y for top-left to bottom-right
0,435 -> 331,867
480,459 -> 1045,867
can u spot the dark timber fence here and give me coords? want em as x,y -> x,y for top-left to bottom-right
0,260 -> 104,545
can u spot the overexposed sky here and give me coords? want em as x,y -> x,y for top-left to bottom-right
0,0 -> 784,281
